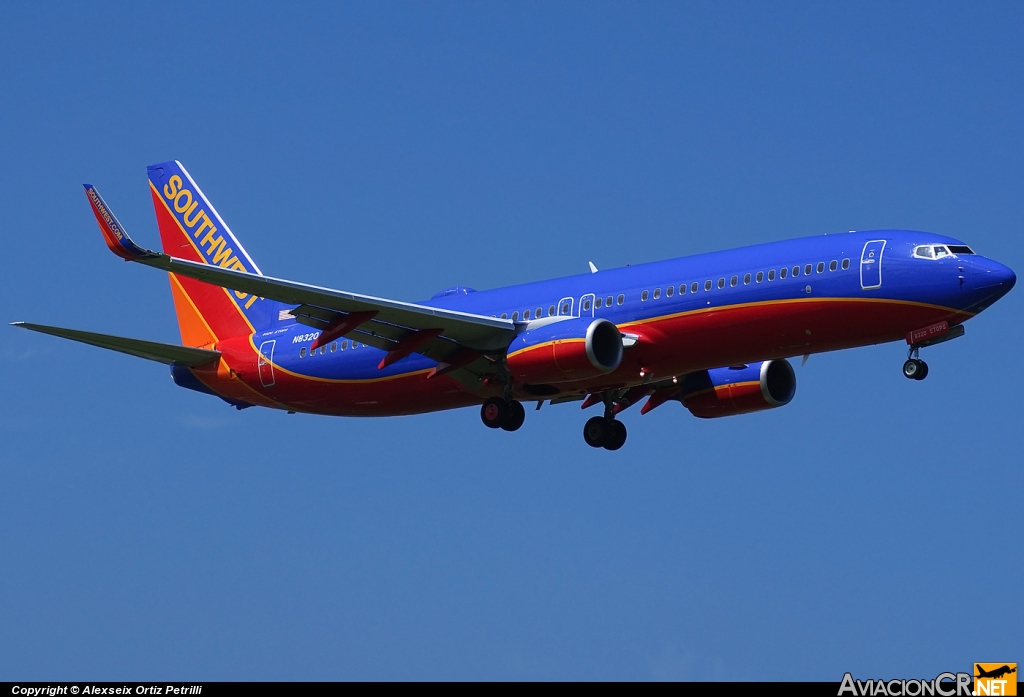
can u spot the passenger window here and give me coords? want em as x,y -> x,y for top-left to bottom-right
756,271 -> 763,283
842,258 -> 850,269
679,284 -> 686,295
512,311 -> 519,321
744,273 -> 751,285
780,267 -> 788,279
730,275 -> 738,287
561,303 -> 570,314
816,262 -> 824,273
595,297 -> 603,308
606,296 -> 613,307
829,260 -> 837,271
524,309 -> 531,320
768,269 -> 776,281
653,288 -> 661,299
792,266 -> 800,277
536,307 -> 542,318
501,313 -> 508,319
549,305 -> 556,316
331,342 -> 337,352
641,290 -> 649,301
666,285 -> 673,297
704,280 -> 712,291
691,282 -> 698,293
583,299 -> 591,311
804,264 -> 812,275
341,340 -> 348,350
299,347 -> 306,357
717,278 -> 725,289
320,345 -> 326,355
617,294 -> 624,305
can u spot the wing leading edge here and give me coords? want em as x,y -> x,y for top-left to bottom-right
85,185 -> 517,361
11,322 -> 221,366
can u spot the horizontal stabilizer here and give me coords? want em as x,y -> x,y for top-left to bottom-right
11,322 -> 221,366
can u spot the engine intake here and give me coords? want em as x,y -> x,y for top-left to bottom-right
679,359 -> 796,418
507,317 -> 623,385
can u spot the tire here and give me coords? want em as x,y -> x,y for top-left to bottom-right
481,397 -> 508,429
902,359 -> 920,380
914,361 -> 929,381
603,420 -> 627,451
583,416 -> 608,448
501,400 -> 526,431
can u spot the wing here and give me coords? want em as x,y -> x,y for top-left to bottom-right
12,322 -> 221,366
85,185 -> 517,377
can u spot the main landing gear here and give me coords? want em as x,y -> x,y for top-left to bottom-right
583,416 -> 627,451
902,347 -> 928,381
583,396 -> 627,451
480,397 -> 526,432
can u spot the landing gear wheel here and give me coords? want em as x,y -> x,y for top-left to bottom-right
914,360 -> 928,380
501,400 -> 526,432
603,420 -> 627,451
583,416 -> 609,448
481,397 -> 508,429
902,359 -> 928,380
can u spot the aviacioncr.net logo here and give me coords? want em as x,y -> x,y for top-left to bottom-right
838,672 -> 972,696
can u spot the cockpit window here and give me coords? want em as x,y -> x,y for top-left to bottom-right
914,244 -> 973,259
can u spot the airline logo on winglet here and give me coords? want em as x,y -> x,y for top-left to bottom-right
87,186 -> 126,242
84,184 -> 150,261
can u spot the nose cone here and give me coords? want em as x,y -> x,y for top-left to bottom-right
974,258 -> 1016,292
967,257 -> 1015,311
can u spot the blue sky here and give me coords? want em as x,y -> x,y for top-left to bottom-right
1,2 -> 1021,681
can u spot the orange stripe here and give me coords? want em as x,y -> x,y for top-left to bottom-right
150,181 -> 257,334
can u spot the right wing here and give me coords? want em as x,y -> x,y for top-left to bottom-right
11,322 -> 221,366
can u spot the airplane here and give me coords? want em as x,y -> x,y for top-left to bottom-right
12,161 -> 1016,450
976,665 -> 1016,680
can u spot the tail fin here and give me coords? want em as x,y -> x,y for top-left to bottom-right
146,161 -> 286,347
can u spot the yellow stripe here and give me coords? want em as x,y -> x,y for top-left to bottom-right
150,181 -> 256,334
248,335 -> 434,384
506,337 -> 584,360
169,273 -> 220,346
716,380 -> 759,391
617,295 -> 972,333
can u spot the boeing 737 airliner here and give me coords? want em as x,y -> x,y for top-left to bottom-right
14,161 -> 1016,449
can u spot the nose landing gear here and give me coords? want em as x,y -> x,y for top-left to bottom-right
902,347 -> 928,381
902,358 -> 928,380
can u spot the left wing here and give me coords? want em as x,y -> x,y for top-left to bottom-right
86,185 -> 517,372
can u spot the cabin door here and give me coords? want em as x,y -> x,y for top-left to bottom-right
557,296 -> 574,317
860,240 -> 886,290
578,293 -> 596,318
258,339 -> 276,388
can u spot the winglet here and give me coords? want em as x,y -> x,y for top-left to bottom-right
84,184 -> 157,261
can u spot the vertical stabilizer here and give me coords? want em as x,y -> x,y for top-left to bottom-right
146,161 -> 285,347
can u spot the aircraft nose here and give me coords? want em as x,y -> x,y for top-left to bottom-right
974,258 -> 1016,292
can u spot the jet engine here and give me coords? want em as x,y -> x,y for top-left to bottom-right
506,317 -> 623,385
679,359 -> 796,418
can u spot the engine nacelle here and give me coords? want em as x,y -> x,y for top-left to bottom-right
506,317 -> 623,385
679,359 -> 796,418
